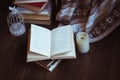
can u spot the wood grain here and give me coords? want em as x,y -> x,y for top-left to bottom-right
23,27 -> 120,80
0,0 -> 120,80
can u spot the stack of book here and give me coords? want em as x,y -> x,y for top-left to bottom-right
12,0 -> 62,71
13,0 -> 55,25
26,24 -> 76,71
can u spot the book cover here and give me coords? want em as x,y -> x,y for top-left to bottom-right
17,2 -> 52,20
24,19 -> 51,25
27,24 -> 76,62
14,0 -> 48,4
17,2 -> 51,20
15,2 -> 48,12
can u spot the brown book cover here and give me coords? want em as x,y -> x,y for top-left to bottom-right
24,19 -> 51,25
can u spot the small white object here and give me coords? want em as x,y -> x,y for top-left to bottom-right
76,32 -> 90,54
7,6 -> 26,36
48,60 -> 61,72
9,22 -> 26,36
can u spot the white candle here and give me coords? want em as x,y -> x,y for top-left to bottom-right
76,32 -> 90,54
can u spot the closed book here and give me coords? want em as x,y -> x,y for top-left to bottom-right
35,59 -> 62,72
15,2 -> 48,12
24,19 -> 51,25
14,0 -> 48,4
17,2 -> 51,20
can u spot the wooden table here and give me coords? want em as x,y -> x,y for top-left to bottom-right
0,1 -> 120,80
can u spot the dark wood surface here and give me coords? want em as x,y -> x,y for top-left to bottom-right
0,1 -> 120,80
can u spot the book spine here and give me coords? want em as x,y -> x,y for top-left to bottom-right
35,61 -> 49,70
24,19 -> 51,25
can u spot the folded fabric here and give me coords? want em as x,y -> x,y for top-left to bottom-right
56,0 -> 120,43
88,0 -> 120,43
86,0 -> 116,32
56,0 -> 92,24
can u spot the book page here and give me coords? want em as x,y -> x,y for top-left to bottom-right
51,31 -> 76,59
27,52 -> 50,62
30,24 -> 51,57
51,25 -> 72,56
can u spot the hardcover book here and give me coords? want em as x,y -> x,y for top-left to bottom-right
15,2 -> 48,12
15,0 -> 57,25
17,2 -> 51,20
14,0 -> 48,4
27,24 -> 76,62
35,59 -> 62,72
24,19 -> 51,25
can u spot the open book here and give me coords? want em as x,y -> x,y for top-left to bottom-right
27,24 -> 76,62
